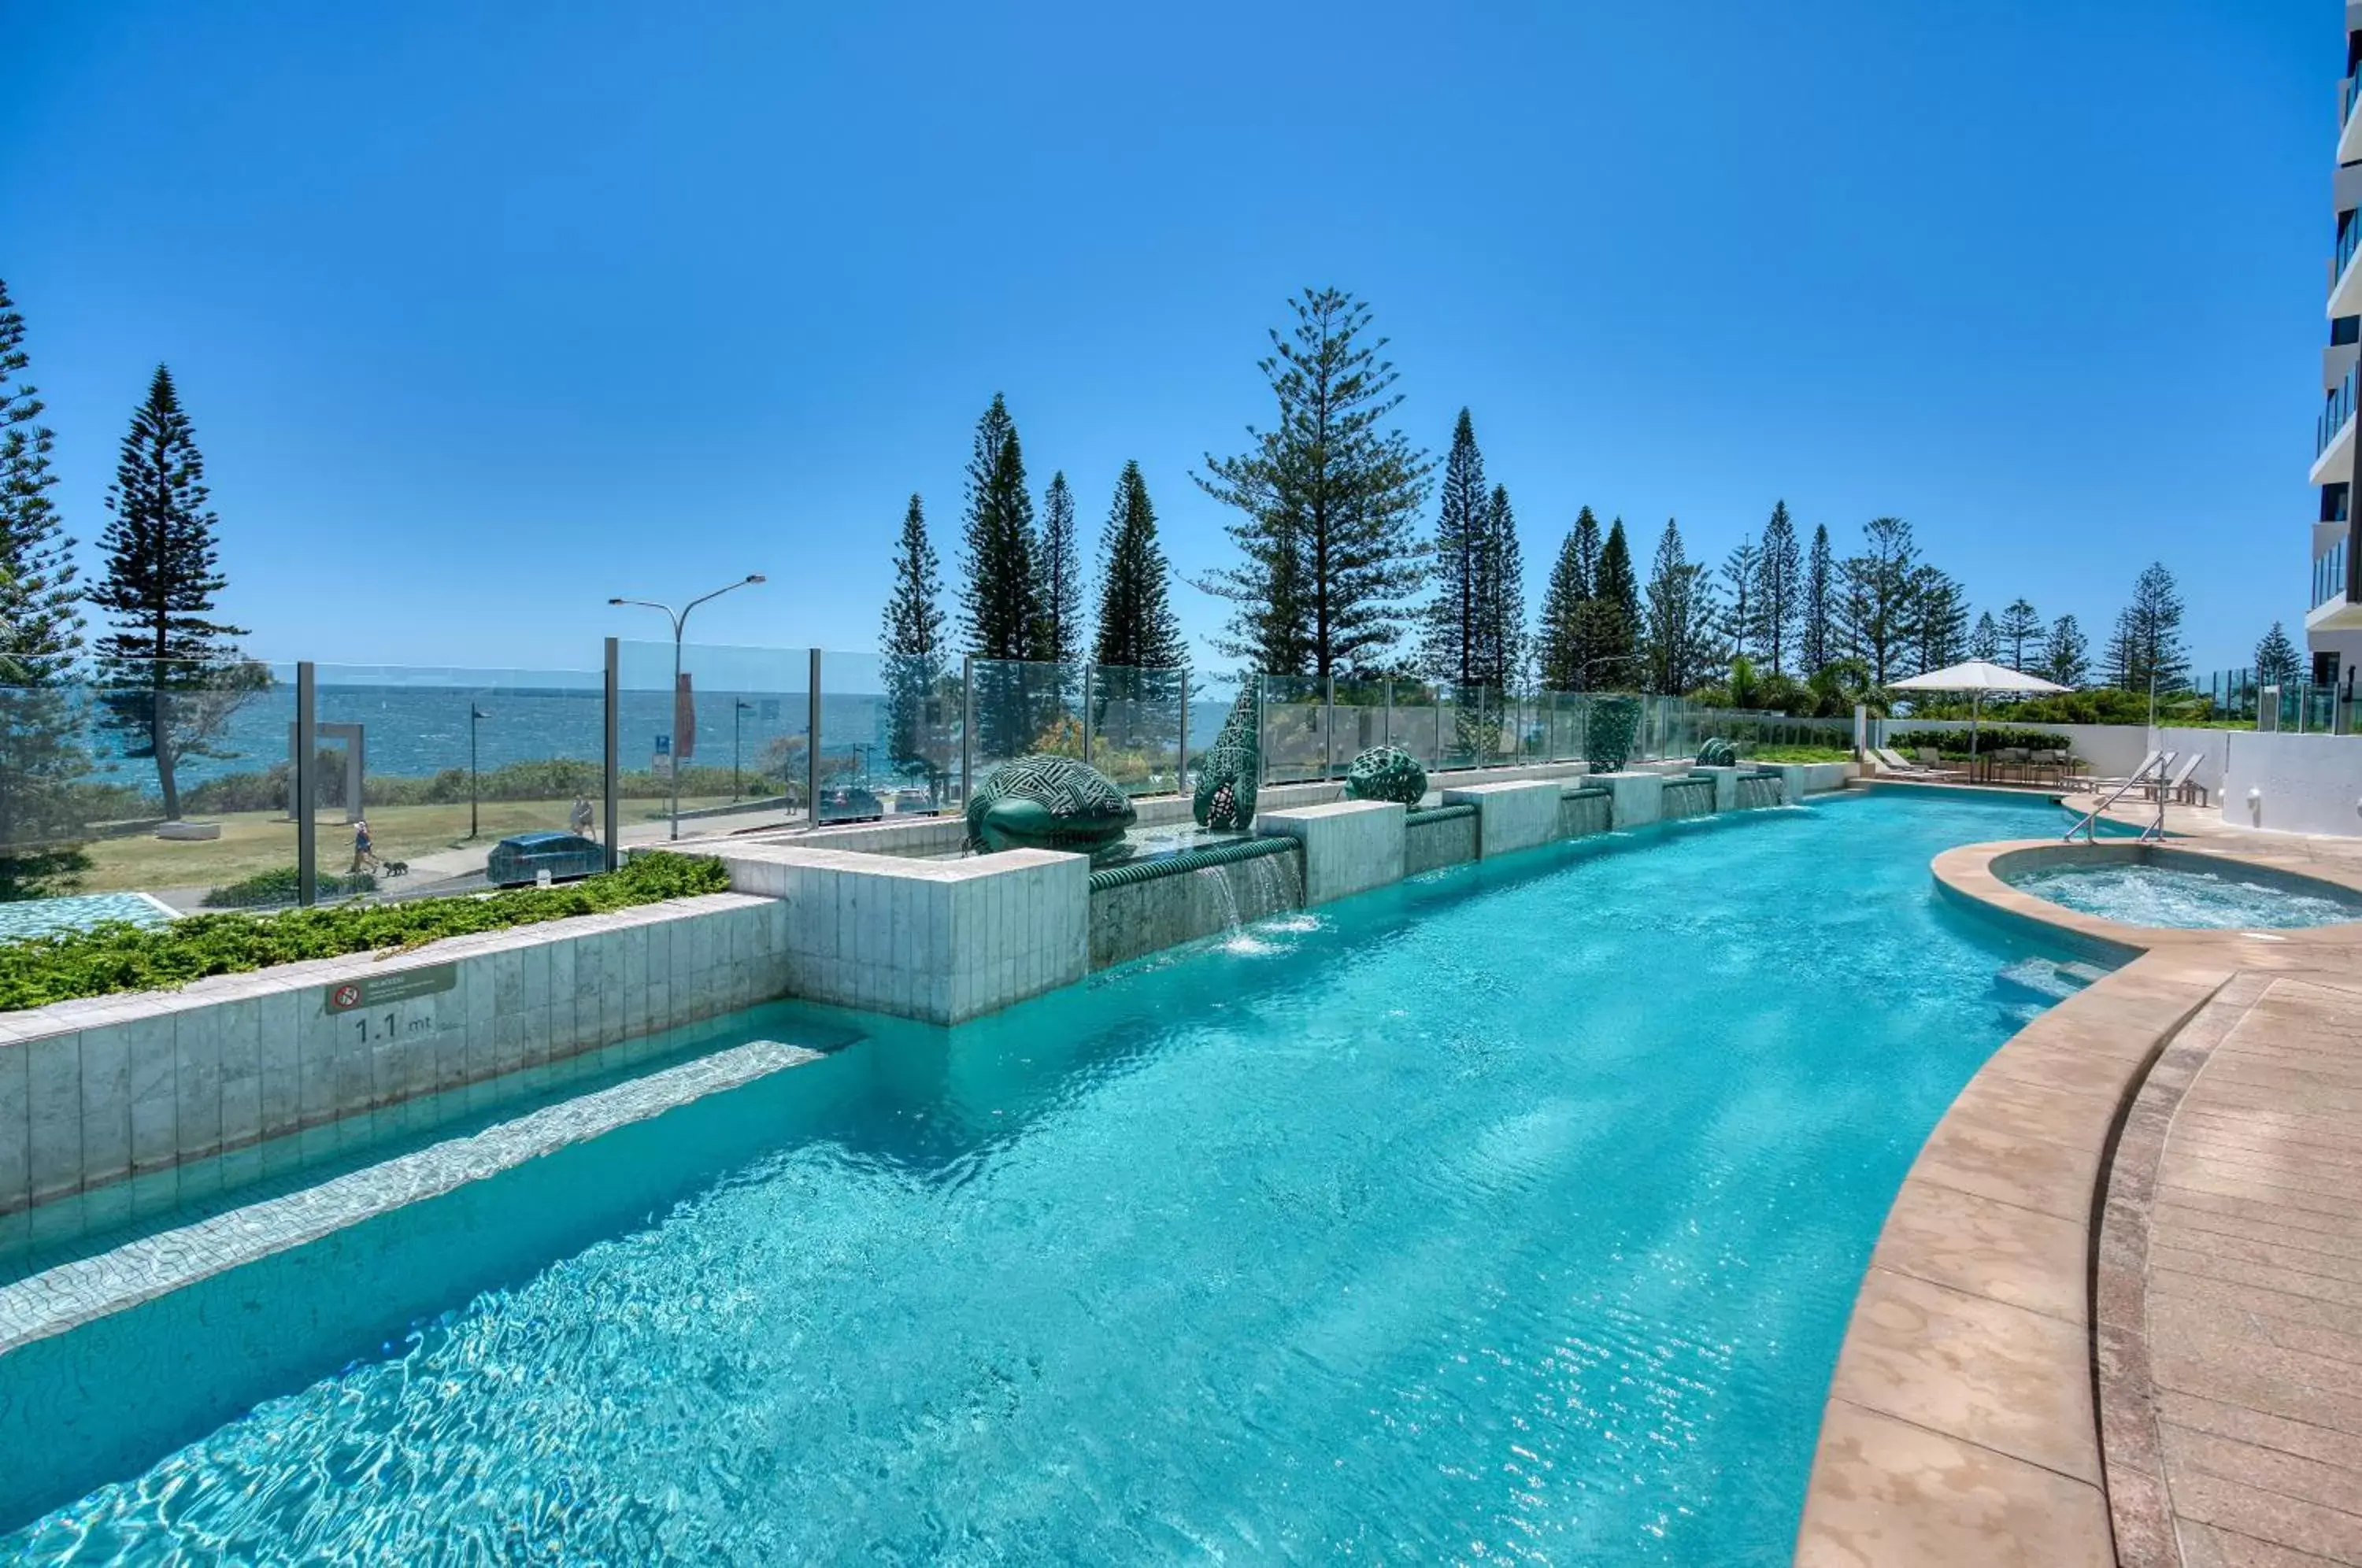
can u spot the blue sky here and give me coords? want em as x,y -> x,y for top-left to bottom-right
0,1 -> 2334,677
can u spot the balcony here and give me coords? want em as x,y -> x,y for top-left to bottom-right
2310,535 -> 2362,629
2314,362 -> 2357,486
2343,72 -> 2362,165
2334,213 -> 2362,319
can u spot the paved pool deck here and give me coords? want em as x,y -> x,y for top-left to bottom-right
1798,809 -> 2362,1567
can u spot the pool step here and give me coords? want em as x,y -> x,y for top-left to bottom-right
1997,998 -> 2048,1030
1994,957 -> 2103,1004
1991,956 -> 2114,1031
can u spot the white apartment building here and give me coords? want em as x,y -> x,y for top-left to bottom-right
2309,6 -> 2362,690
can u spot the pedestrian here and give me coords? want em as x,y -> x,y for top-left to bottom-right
571,796 -> 595,839
350,816 -> 381,874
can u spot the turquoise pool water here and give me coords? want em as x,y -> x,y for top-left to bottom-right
0,791 -> 2095,1563
2012,859 -> 2362,930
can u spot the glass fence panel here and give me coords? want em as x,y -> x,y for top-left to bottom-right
1087,663 -> 1184,795
309,663 -> 602,900
1257,675 -> 1327,784
0,658 -> 296,923
967,657 -> 1084,787
620,639 -> 810,839
1386,679 -> 1446,775
864,650 -> 960,813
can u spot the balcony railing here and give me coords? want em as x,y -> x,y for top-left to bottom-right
2316,537 -> 2350,610
2322,362 -> 2357,460
2346,71 -> 2361,123
2339,214 -> 2362,286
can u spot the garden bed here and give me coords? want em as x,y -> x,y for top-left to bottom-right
0,852 -> 729,1010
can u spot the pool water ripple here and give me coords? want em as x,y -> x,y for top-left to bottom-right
2,791 -> 2093,1564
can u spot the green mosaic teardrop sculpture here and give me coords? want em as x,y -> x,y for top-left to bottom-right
966,754 -> 1138,854
1344,745 -> 1427,806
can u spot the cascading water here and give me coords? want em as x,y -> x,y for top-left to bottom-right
1662,778 -> 1716,820
1558,789 -> 1612,838
1735,774 -> 1783,810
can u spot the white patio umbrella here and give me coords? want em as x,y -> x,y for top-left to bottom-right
1886,660 -> 2070,766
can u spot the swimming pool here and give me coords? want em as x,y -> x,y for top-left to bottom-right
0,790 -> 2095,1563
2008,856 -> 2362,930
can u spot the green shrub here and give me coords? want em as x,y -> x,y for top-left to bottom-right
201,866 -> 377,908
1887,727 -> 2070,757
0,851 -> 731,1011
1750,744 -> 1854,763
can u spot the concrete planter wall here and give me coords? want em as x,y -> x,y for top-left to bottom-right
1758,760 -> 1857,799
0,893 -> 788,1218
712,843 -> 1087,1024
1256,801 -> 1407,904
1439,781 -> 1564,857
1594,771 -> 1666,828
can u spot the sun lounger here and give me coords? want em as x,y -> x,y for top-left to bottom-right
2155,752 -> 2205,806
1873,747 -> 1967,782
2083,749 -> 2166,797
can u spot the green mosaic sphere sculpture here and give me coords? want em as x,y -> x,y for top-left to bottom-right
1193,686 -> 1261,830
1588,696 -> 1642,773
1697,737 -> 1738,768
966,754 -> 1138,855
1344,745 -> 1426,806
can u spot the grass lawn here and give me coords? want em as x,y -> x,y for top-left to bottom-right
71,797 -> 741,895
1748,745 -> 1855,763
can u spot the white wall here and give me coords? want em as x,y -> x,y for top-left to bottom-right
2220,730 -> 2362,836
1880,719 -> 2154,782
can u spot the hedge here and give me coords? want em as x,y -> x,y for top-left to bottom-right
0,852 -> 731,1011
1887,727 -> 2071,756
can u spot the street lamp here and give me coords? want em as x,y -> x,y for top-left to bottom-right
733,699 -> 754,800
609,574 -> 767,839
468,704 -> 491,840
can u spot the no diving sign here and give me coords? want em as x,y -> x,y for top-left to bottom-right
323,963 -> 459,1015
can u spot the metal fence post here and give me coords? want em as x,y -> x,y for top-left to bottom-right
1175,665 -> 1190,794
1081,663 -> 1094,767
1383,678 -> 1394,747
602,638 -> 620,870
960,654 -> 976,808
295,661 -> 317,906
1322,673 -> 1335,780
1257,675 -> 1272,786
807,648 -> 824,827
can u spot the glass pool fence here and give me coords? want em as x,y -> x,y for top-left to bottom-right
0,646 -> 1851,927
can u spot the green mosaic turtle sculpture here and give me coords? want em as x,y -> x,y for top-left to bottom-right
1192,686 -> 1261,830
965,754 -> 1138,856
1588,696 -> 1641,772
1344,744 -> 1426,806
1696,737 -> 1738,768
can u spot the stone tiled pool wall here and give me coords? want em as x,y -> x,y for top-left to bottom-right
0,893 -> 787,1219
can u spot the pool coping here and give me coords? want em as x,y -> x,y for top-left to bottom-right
1794,835 -> 2362,1567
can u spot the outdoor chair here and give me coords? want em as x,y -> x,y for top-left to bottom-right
1915,748 -> 1972,782
1991,746 -> 2031,785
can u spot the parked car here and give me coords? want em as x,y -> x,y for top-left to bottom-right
817,786 -> 885,824
486,830 -> 604,886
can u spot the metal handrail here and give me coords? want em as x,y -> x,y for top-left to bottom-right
2064,751 -> 2175,842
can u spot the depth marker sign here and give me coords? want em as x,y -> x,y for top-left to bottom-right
322,963 -> 458,1015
